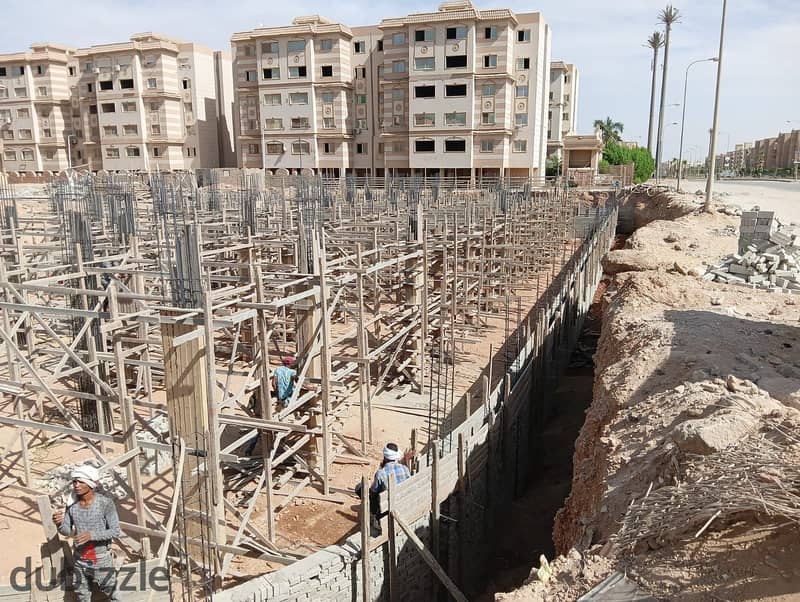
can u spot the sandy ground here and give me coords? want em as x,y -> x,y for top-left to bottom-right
498,184 -> 800,601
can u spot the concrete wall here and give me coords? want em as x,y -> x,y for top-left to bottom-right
216,201 -> 619,602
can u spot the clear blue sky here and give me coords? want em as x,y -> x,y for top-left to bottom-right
4,0 -> 797,161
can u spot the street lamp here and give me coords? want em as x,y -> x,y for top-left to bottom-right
676,57 -> 718,192
705,0 -> 728,212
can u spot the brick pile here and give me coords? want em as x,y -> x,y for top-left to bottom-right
706,210 -> 800,291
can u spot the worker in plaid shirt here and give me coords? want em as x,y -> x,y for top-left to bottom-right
355,443 -> 411,533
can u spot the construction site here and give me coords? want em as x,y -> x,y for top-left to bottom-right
0,169 -> 623,600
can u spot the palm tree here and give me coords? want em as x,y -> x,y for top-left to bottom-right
655,5 -> 680,179
645,31 -> 664,155
593,117 -> 624,144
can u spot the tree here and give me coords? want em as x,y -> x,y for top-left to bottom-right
593,117 -> 624,144
645,31 -> 665,155
545,154 -> 562,177
602,141 -> 655,184
655,5 -> 680,179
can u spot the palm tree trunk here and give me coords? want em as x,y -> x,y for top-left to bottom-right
656,24 -> 672,179
647,45 -> 660,155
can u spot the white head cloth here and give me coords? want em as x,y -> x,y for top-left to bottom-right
383,446 -> 401,462
70,464 -> 99,489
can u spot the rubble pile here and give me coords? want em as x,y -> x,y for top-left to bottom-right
706,210 -> 800,291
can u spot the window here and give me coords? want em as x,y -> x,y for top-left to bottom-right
289,92 -> 308,105
564,74 -> 570,84
354,41 -> 365,53
414,85 -> 435,99
102,102 -> 116,113
84,62 -> 94,72
321,92 -> 335,104
483,55 -> 497,68
151,124 -> 161,134
515,113 -> 528,126
21,149 -> 34,160
516,57 -> 530,70
445,84 -> 467,97
414,113 -> 435,126
14,88 -> 27,98
513,140 -> 527,152
89,105 -> 98,115
356,118 -> 368,130
445,112 -> 466,126
563,112 -> 569,120
264,94 -> 281,105
37,87 -> 48,97
120,78 -> 134,89
245,70 -> 257,82
0,110 -> 9,121
481,112 -> 495,125
1,131 -> 13,140
516,85 -> 528,98
355,67 -> 366,79
247,143 -> 259,154
518,30 -> 531,42
243,45 -> 255,57
416,29 -> 434,42
147,78 -> 157,89
564,94 -> 570,102
322,142 -> 335,154
392,33 -> 406,46
182,79 -> 191,90
356,143 -> 367,154
152,147 -> 160,157
264,118 -> 283,130
291,117 -> 310,129
446,55 -> 467,69
149,102 -> 160,112
322,117 -> 335,129
266,142 -> 283,154
446,26 -> 468,40
393,61 -> 406,73
103,125 -> 118,136
126,146 -> 141,157
106,147 -> 120,158
318,39 -> 334,52
16,108 -> 29,119
122,101 -> 137,112
445,138 -> 466,152
3,150 -> 15,160
292,140 -> 310,154
0,67 -> 5,76
482,83 -> 496,96
36,65 -> 44,75
262,42 -> 278,54
485,26 -> 498,40
288,66 -> 307,78
377,64 -> 385,77
480,140 -> 494,152
42,129 -> 52,139
321,65 -> 333,77
287,40 -> 306,53
263,68 -> 279,80
415,139 -> 435,152
356,94 -> 367,104
392,89 -> 404,100
549,91 -> 554,101
123,124 -> 138,135
18,129 -> 32,140
12,66 -> 24,76
378,143 -> 385,154
415,58 -> 435,70
86,83 -> 94,93
377,40 -> 384,51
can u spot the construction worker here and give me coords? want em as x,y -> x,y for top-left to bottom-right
244,355 -> 299,455
355,443 -> 412,532
52,464 -> 121,602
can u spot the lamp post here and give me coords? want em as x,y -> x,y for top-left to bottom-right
704,0 -> 728,212
676,57 -> 718,192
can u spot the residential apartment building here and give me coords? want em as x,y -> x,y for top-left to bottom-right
72,32 -> 231,171
546,61 -> 579,159
231,1 -> 553,179
0,43 -> 77,172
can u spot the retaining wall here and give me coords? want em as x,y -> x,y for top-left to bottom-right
217,203 -> 619,602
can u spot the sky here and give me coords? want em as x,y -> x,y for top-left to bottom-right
3,0 -> 798,163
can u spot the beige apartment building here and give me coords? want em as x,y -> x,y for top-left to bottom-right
231,1 -> 553,179
71,32 -> 231,171
0,43 -> 76,172
546,61 -> 579,159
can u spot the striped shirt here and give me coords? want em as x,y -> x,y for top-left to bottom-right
58,493 -> 121,562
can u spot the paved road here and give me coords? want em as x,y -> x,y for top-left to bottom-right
674,178 -> 800,225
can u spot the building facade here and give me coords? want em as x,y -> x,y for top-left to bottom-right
72,33 -> 231,171
546,61 -> 579,159
231,1 -> 553,179
0,43 -> 77,172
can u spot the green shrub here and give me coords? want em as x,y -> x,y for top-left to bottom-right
602,142 -> 655,184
